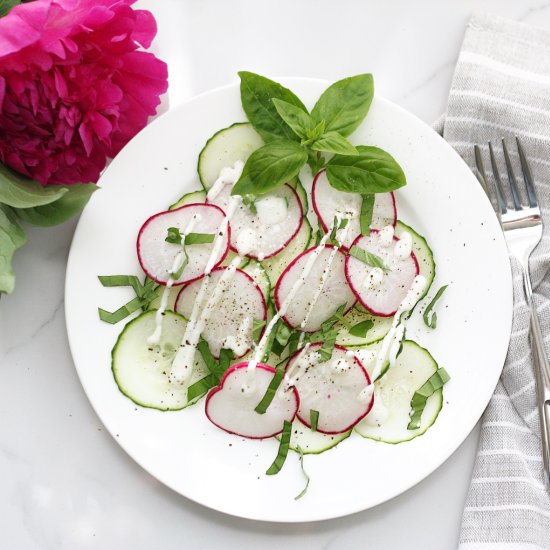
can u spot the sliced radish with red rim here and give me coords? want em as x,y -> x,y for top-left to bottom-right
175,267 -> 267,358
286,344 -> 373,434
137,203 -> 230,286
205,363 -> 299,439
345,230 -> 419,317
312,170 -> 396,249
207,183 -> 303,260
274,245 -> 356,332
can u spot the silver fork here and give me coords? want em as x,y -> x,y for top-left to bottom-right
475,137 -> 550,488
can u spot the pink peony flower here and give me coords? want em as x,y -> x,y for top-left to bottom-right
0,0 -> 168,185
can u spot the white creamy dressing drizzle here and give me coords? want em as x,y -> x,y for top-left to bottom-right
394,231 -> 412,259
168,161 -> 245,385
378,225 -> 394,247
222,316 -> 252,357
357,274 -> 427,403
243,215 -> 350,394
147,216 -> 200,345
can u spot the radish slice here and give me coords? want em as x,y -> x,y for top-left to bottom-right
345,230 -> 419,317
312,170 -> 396,249
207,183 -> 303,260
286,344 -> 373,434
175,267 -> 267,358
137,204 -> 229,286
274,245 -> 356,332
205,363 -> 299,439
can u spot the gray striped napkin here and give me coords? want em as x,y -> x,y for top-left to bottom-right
439,13 -> 550,550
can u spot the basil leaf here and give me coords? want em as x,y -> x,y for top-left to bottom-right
307,150 -> 326,176
231,140 -> 307,198
294,446 -> 310,500
304,120 -> 326,144
349,245 -> 389,271
186,233 -> 215,245
326,146 -> 406,194
423,285 -> 448,329
272,98 -> 314,140
0,164 -> 67,208
311,74 -> 374,137
187,373 -> 218,402
165,227 -> 182,244
349,319 -> 374,338
239,72 -> 307,142
360,194 -> 375,235
310,132 -> 358,156
266,420 -> 292,475
310,409 -> 319,432
255,360 -> 286,414
0,204 -> 27,294
407,368 -> 450,430
14,183 -> 97,226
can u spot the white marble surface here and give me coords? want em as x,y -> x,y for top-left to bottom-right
2,1 -> 550,548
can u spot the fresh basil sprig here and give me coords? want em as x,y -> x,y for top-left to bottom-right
234,72 -> 406,204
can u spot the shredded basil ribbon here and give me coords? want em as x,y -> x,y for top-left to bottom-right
255,360 -> 287,414
266,420 -> 292,475
310,409 -> 319,432
349,245 -> 389,271
165,228 -> 215,246
423,284 -> 448,329
407,368 -> 450,430
360,194 -> 374,235
98,275 -> 157,324
186,341 -> 234,402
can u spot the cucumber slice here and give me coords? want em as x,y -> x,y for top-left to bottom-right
242,260 -> 271,301
337,305 -> 393,346
144,284 -> 179,312
355,340 -> 443,443
220,249 -> 249,269
395,220 -> 435,300
198,122 -> 263,190
277,418 -> 351,455
260,217 -> 312,285
112,310 -> 209,411
289,179 -> 309,214
169,190 -> 206,210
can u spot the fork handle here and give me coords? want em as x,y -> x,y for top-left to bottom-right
523,271 -> 550,488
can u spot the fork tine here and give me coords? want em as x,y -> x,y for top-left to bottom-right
516,137 -> 538,207
474,145 -> 490,196
488,141 -> 508,214
502,139 -> 522,211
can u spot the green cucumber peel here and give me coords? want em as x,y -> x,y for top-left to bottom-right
266,420 -> 292,475
407,368 -> 450,430
423,284 -> 448,329
294,446 -> 310,501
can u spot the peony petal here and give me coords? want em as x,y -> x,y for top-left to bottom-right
78,121 -> 93,156
132,10 -> 157,48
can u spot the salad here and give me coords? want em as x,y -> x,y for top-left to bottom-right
98,72 -> 450,493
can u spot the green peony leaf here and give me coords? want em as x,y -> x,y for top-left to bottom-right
0,204 -> 27,294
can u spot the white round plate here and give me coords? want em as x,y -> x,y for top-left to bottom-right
65,79 -> 512,522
